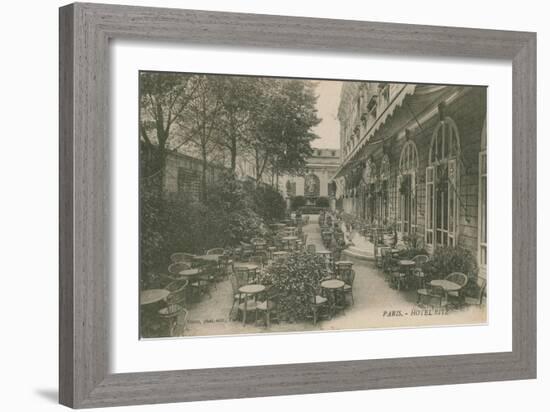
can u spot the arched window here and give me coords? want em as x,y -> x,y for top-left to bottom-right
426,117 -> 461,249
398,141 -> 419,234
378,155 -> 391,225
304,173 -> 320,198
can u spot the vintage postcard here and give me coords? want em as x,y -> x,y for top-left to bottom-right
138,71 -> 487,338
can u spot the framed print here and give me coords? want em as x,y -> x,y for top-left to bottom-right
59,2 -> 536,408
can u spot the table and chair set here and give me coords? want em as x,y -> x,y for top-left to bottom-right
375,245 -> 483,309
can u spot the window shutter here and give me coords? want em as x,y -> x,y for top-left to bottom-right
396,174 -> 402,233
447,159 -> 458,246
425,166 -> 434,250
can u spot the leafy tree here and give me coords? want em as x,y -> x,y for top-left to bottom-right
181,75 -> 224,201
213,76 -> 261,172
248,79 -> 321,184
139,72 -> 197,182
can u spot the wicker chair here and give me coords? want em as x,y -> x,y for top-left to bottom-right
412,254 -> 430,288
165,262 -> 192,282
416,284 -> 446,307
164,280 -> 189,306
465,278 -> 487,305
445,272 -> 469,305
158,305 -> 188,336
307,244 -> 316,253
239,241 -> 254,260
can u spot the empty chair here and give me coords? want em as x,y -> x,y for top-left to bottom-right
307,244 -> 316,253
164,280 -> 188,307
234,267 -> 252,286
445,272 -> 469,305
165,262 -> 192,281
464,278 -> 487,306
341,269 -> 355,306
239,241 -> 254,260
229,274 -> 244,320
416,284 -> 446,307
218,254 -> 234,278
158,305 -> 188,336
307,285 -> 329,325
335,262 -> 353,280
250,252 -> 267,268
412,254 -> 430,287
256,286 -> 280,328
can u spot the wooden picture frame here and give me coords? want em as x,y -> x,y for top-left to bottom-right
59,2 -> 536,408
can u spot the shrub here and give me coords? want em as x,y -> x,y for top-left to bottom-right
259,251 -> 329,321
299,206 -> 326,214
315,196 -> 329,208
423,246 -> 478,280
253,185 -> 286,222
290,195 -> 306,210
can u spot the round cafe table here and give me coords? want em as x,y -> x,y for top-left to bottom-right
430,279 -> 461,293
140,289 -> 169,306
321,279 -> 345,317
282,236 -> 298,241
179,268 -> 201,277
335,260 -> 353,266
273,251 -> 289,259
238,284 -> 266,325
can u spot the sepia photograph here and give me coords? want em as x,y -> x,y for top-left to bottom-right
139,72 -> 487,339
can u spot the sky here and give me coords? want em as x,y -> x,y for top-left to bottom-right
311,80 -> 342,149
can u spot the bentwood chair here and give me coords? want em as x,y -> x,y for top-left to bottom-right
229,274 -> 244,320
464,278 -> 487,306
234,267 -> 252,286
341,269 -> 355,306
307,285 -> 329,325
256,286 -> 280,328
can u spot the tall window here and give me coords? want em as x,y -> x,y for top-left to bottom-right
398,140 -> 418,234
426,117 -> 461,250
478,120 -> 487,275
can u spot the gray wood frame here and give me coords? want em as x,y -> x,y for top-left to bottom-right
59,2 -> 536,408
